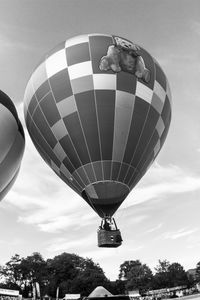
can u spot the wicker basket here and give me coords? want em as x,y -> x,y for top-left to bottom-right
97,228 -> 122,247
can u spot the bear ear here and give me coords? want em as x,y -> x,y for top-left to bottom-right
99,56 -> 109,71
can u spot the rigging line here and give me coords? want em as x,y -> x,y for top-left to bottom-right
83,188 -> 104,218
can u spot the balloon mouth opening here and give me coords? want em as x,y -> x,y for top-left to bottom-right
81,181 -> 129,217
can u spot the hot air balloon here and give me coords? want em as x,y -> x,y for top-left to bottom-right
24,34 -> 171,247
0,90 -> 25,201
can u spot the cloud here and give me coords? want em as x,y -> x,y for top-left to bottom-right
162,228 -> 199,240
6,157 -> 200,234
0,33 -> 13,49
145,223 -> 163,233
80,244 -> 144,269
186,236 -> 200,249
0,237 -> 24,247
0,31 -> 36,54
46,234 -> 94,253
122,163 -> 200,209
36,211 -> 95,233
191,20 -> 200,36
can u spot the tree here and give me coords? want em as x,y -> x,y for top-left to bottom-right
107,280 -> 126,295
46,253 -> 81,297
153,260 -> 189,290
22,252 -> 47,282
155,259 -> 170,273
46,253 -> 127,296
21,252 -> 48,297
153,260 -> 171,289
196,261 -> 200,283
67,258 -> 109,296
168,263 -> 188,287
0,252 -> 111,297
0,254 -> 24,289
45,253 -> 110,297
119,260 -> 141,280
119,260 -> 153,295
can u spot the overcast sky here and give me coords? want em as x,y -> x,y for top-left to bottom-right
0,0 -> 200,281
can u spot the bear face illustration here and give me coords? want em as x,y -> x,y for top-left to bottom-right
99,44 -> 150,83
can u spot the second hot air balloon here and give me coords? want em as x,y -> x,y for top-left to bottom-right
0,90 -> 25,201
24,34 -> 172,247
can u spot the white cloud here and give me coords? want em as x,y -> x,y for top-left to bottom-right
0,237 -> 24,247
46,234 -> 94,253
6,153 -> 200,234
145,223 -> 163,233
162,228 -> 199,240
185,231 -> 200,249
129,214 -> 149,224
0,31 -> 36,54
121,163 -> 200,209
191,20 -> 200,36
81,244 -> 144,268
36,211 -> 95,233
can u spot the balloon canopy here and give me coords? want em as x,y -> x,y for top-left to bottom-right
0,90 -> 25,201
24,34 -> 172,218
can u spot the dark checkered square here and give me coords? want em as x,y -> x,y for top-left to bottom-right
66,42 -> 90,66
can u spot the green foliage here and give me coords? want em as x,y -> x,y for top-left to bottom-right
155,260 -> 170,273
153,260 -> 189,289
119,260 -> 140,280
0,254 -> 25,288
119,260 -> 153,294
196,261 -> 200,283
168,263 -> 188,287
153,260 -> 171,289
46,253 -> 108,297
1,252 -> 109,297
0,254 -> 198,297
118,259 -> 193,294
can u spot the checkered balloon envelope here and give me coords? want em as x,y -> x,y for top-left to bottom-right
24,34 -> 172,219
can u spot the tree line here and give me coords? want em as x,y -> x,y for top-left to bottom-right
0,252 -> 200,297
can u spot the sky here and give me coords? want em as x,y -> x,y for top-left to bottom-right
0,0 -> 200,282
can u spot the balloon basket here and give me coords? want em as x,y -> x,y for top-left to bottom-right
97,218 -> 122,247
97,228 -> 122,247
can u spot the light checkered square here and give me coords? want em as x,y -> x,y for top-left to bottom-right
53,142 -> 67,161
93,74 -> 116,90
68,61 -> 93,80
154,80 -> 166,104
31,62 -> 47,93
156,117 -> 165,137
45,49 -> 68,78
151,93 -> 164,114
51,119 -> 67,140
57,95 -> 77,118
166,80 -> 172,105
65,35 -> 89,48
136,81 -> 153,104
154,140 -> 161,156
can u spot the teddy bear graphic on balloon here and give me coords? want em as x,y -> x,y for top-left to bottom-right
99,43 -> 150,83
